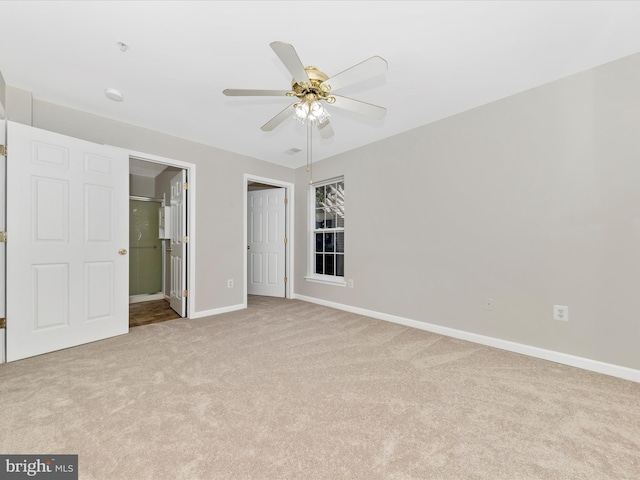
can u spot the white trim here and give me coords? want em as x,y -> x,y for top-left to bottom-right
243,174 -> 294,302
0,119 -> 5,364
293,294 -> 640,384
129,293 -> 165,304
189,303 -> 245,319
304,276 -> 346,287
308,177 -> 345,280
124,148 -> 196,319
311,176 -> 344,188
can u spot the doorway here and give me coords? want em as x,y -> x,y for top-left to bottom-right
244,174 -> 294,303
129,157 -> 191,326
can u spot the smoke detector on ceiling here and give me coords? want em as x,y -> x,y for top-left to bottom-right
105,88 -> 124,102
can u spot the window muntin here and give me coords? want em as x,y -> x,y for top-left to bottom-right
312,179 -> 344,278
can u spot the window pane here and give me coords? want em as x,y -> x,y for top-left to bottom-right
315,208 -> 325,229
324,233 -> 335,252
324,254 -> 335,275
315,186 -> 325,208
326,183 -> 338,205
315,233 -> 323,253
336,209 -> 344,228
315,254 -> 324,275
336,254 -> 344,277
325,210 -> 336,228
336,232 -> 344,253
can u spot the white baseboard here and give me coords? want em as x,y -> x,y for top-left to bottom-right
189,303 -> 246,319
293,294 -> 640,384
0,330 -> 5,364
129,293 -> 165,304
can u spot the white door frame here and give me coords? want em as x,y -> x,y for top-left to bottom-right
128,149 -> 196,318
0,119 -> 6,364
243,174 -> 294,302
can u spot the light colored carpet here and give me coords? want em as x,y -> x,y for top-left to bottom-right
1,296 -> 639,479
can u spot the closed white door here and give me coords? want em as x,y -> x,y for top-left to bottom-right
169,170 -> 187,316
6,121 -> 129,362
247,188 -> 286,297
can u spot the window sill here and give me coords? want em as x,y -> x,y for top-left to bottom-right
304,276 -> 347,287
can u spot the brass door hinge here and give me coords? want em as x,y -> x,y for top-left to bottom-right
183,182 -> 189,190
284,276 -> 288,283
284,197 -> 288,205
183,236 -> 189,244
0,231 -> 6,243
183,289 -> 189,298
283,237 -> 288,244
0,318 -> 6,329
0,145 -> 6,157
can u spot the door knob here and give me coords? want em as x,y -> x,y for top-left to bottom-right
166,248 -> 172,252
118,248 -> 128,255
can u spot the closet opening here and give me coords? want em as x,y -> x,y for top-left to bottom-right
129,158 -> 185,327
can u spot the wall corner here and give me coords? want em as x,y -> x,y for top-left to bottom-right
5,85 -> 33,126
0,70 -> 6,118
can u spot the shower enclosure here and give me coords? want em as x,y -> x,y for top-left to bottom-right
129,198 -> 163,300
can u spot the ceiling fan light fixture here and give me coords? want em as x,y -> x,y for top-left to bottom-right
294,100 -> 329,125
294,102 -> 309,121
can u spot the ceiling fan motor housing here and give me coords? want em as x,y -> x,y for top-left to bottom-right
291,66 -> 332,102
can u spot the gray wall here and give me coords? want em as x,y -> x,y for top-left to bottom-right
294,53 -> 640,370
5,85 -> 32,125
30,99 -> 295,314
0,70 -> 6,116
130,174 -> 156,198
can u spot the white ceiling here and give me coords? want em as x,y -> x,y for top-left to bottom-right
1,1 -> 640,169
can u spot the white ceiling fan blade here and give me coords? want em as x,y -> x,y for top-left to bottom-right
317,120 -> 334,139
270,41 -> 310,85
261,103 -> 296,131
330,95 -> 387,119
223,89 -> 290,97
323,56 -> 388,93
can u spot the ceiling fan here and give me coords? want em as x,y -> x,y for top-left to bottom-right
223,41 -> 388,138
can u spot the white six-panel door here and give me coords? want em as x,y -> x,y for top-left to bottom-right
169,169 -> 187,316
6,121 -> 129,362
247,188 -> 286,297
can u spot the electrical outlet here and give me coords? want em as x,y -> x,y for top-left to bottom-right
553,305 -> 568,321
227,279 -> 234,288
484,297 -> 494,311
347,279 -> 354,288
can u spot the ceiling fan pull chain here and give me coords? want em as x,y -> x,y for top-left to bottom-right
307,121 -> 313,184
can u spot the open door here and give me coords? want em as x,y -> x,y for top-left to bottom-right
169,169 -> 187,316
247,187 -> 286,297
0,119 -> 6,364
6,121 -> 129,362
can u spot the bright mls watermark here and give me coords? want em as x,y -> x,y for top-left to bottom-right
0,455 -> 77,479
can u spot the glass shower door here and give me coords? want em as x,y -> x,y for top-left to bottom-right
129,200 -> 162,296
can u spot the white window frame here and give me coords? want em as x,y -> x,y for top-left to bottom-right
305,176 -> 346,286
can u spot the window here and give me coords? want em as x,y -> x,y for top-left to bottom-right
310,178 -> 345,282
